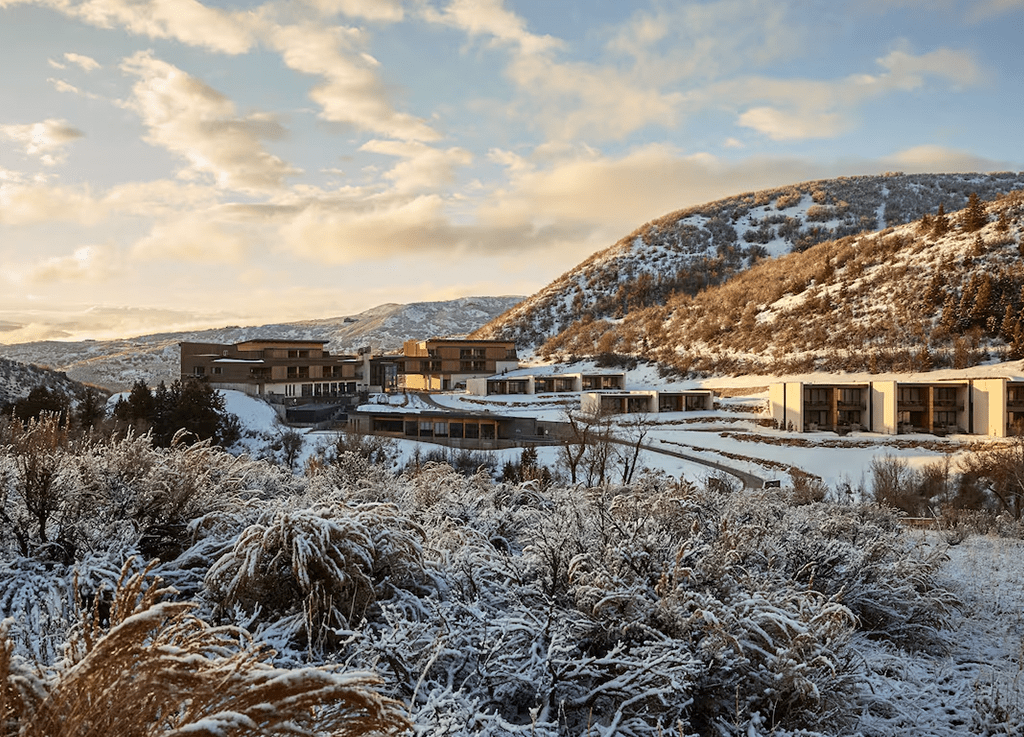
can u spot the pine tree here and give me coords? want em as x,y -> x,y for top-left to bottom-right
1001,303 -> 1019,341
932,204 -> 950,238
939,292 -> 959,335
962,192 -> 988,232
923,271 -> 945,308
972,234 -> 986,256
971,274 -> 994,330
996,210 -> 1010,233
75,387 -> 105,430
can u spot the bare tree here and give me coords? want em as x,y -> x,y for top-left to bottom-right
958,434 -> 1024,519
616,413 -> 653,485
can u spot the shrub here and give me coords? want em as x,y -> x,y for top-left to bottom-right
3,560 -> 408,736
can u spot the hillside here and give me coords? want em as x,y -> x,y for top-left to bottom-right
539,189 -> 1024,376
0,356 -> 97,408
473,172 -> 1024,350
0,296 -> 521,391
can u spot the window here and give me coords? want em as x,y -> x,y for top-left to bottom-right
193,366 -> 205,376
211,366 -> 222,375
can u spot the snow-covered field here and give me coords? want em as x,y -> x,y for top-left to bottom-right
5,379 -> 1024,735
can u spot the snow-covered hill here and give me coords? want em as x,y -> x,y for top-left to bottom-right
541,189 -> 1024,375
474,172 -> 1024,350
0,356 -> 94,407
0,296 -> 522,391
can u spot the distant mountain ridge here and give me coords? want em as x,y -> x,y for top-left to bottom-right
473,172 -> 1024,351
0,296 -> 522,391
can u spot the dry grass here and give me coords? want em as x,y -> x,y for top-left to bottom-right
1,560 -> 408,737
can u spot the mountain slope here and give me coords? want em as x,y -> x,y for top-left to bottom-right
0,357 -> 96,408
473,172 -> 1024,350
539,189 -> 1024,375
0,296 -> 522,391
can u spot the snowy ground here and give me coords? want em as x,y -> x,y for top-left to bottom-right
850,530 -> 1024,735
219,356 -> 1006,495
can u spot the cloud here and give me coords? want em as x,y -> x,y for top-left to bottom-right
64,52 -> 100,71
16,0 -> 258,54
131,216 -> 248,263
0,118 -> 84,164
26,244 -> 120,283
0,182 -> 105,225
422,0 -> 563,55
120,51 -> 300,191
605,0 -> 802,83
883,145 -> 1014,173
737,107 -> 848,141
277,192 -> 583,265
732,47 -> 986,140
262,21 -> 439,141
360,139 -> 472,193
301,0 -> 404,22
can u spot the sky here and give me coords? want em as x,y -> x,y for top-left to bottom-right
1,0 -> 1023,343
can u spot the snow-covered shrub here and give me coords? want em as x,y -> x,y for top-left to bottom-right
6,561 -> 408,737
204,504 -> 429,649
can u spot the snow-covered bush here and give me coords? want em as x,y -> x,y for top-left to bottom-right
1,561 -> 408,736
204,504 -> 429,650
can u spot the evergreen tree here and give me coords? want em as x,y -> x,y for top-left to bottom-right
939,292 -> 959,336
931,204 -> 949,238
126,380 -> 155,424
917,212 -> 933,234
970,274 -> 994,331
1001,303 -> 1019,341
9,386 -> 70,425
75,387 -> 105,430
923,271 -> 944,309
996,210 -> 1010,233
962,192 -> 988,232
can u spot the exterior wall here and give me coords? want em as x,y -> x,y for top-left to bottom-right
401,338 -> 519,390
347,410 -> 540,449
768,383 -> 787,428
656,391 -> 713,412
582,391 -> 659,415
181,339 -> 390,397
974,378 -> 1007,437
785,382 -> 804,432
872,381 -> 898,434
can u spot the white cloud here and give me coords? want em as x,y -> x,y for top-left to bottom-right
120,51 -> 300,191
606,0 -> 801,84
732,47 -> 986,140
26,244 -> 120,283
0,118 -> 84,163
262,20 -> 439,141
64,52 -> 100,71
884,145 -> 1012,173
39,0 -> 258,54
0,182 -> 104,225
422,0 -> 563,55
737,107 -> 848,141
131,216 -> 247,263
360,139 -> 472,193
301,0 -> 404,22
